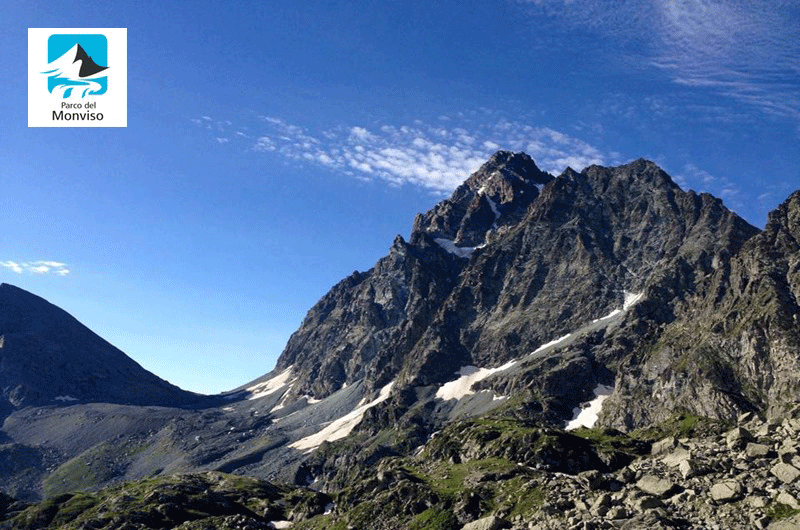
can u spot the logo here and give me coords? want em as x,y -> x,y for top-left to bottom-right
44,34 -> 109,98
28,28 -> 127,127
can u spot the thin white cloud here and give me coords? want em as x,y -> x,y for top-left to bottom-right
0,261 -> 23,274
0,261 -> 70,276
518,0 -> 800,122
229,115 -> 608,193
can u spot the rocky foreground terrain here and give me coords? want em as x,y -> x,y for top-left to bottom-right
4,408 -> 800,529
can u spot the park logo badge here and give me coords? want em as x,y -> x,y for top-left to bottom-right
28,28 -> 127,127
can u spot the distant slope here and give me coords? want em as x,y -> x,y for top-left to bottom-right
0,283 -> 200,415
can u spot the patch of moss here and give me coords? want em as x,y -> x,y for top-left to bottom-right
768,502 -> 800,521
407,507 -> 459,530
411,457 -> 515,502
50,493 -> 98,526
505,480 -> 545,518
42,451 -> 115,499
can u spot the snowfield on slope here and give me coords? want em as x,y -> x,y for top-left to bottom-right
436,361 -> 517,401
247,366 -> 294,400
565,384 -> 614,430
290,381 -> 395,451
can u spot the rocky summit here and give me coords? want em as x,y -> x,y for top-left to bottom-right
0,151 -> 799,529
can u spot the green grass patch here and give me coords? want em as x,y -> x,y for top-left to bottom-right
413,457 -> 515,501
408,508 -> 459,530
50,493 -> 98,526
504,480 -> 545,518
768,502 -> 800,521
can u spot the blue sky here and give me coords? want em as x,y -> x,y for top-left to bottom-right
1,0 -> 798,394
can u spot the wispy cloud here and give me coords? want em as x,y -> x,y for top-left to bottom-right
519,0 -> 800,122
0,261 -> 70,276
196,113 -> 609,193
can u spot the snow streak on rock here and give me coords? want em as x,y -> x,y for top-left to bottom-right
623,291 -> 643,310
436,361 -> 517,401
434,238 -> 481,259
290,381 -> 395,451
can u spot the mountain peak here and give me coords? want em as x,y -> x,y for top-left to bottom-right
411,151 -> 552,246
73,43 -> 108,78
464,150 -> 551,193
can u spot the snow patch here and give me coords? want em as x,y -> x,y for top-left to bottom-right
434,238 -> 480,259
592,309 -> 622,323
532,333 -> 572,354
290,381 -> 395,451
436,360 -> 517,401
324,503 -> 335,515
248,367 -> 294,400
565,384 -> 614,431
476,175 -> 494,195
269,521 -> 292,529
54,395 -> 78,402
591,292 -> 642,323
623,292 -> 643,310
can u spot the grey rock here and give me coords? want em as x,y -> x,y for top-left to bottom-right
617,467 -> 636,484
636,475 -> 679,498
747,496 -> 769,509
777,492 -> 800,510
755,516 -> 771,529
738,411 -> 758,424
768,514 -> 800,529
778,441 -> 799,462
757,422 -> 780,437
630,496 -> 665,511
651,437 -> 678,456
606,506 -> 627,520
771,463 -> 800,484
590,493 -> 612,517
709,481 -> 743,503
746,443 -> 771,459
678,458 -> 699,479
462,515 -> 507,530
726,427 -> 756,450
661,446 -> 691,467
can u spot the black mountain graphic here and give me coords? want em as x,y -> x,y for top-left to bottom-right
73,44 -> 108,78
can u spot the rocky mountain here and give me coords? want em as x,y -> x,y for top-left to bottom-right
270,152 -> 766,430
1,151 -> 799,530
0,283 -> 200,417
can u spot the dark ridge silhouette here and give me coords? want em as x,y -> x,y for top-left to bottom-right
74,44 -> 108,77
